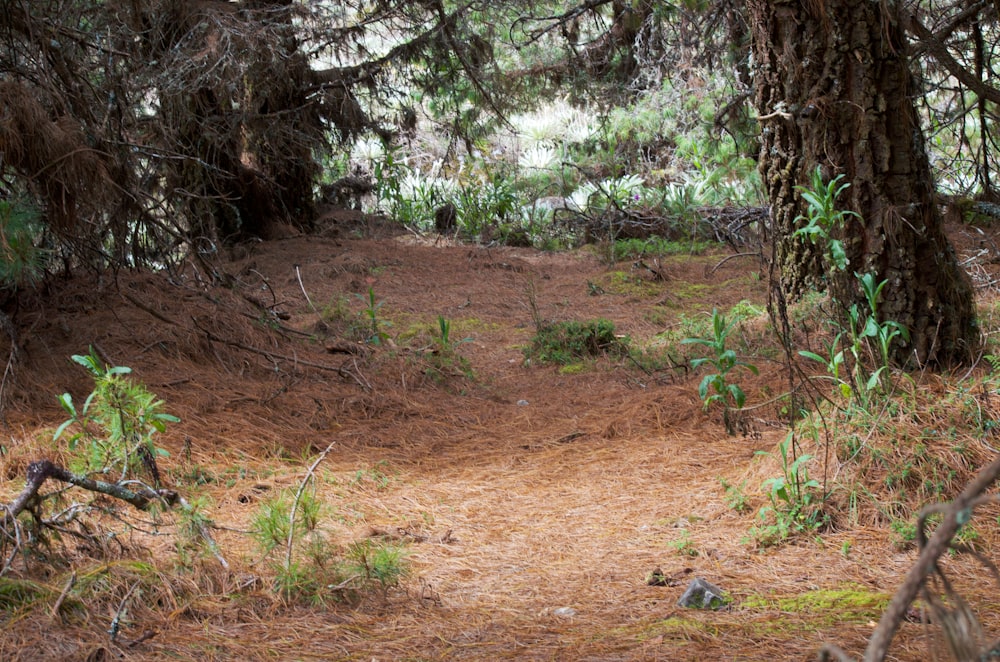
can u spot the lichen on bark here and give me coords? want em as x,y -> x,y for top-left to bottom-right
747,0 -> 979,366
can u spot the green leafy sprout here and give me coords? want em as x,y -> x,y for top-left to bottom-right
54,348 -> 177,483
793,167 -> 859,274
682,308 -> 759,434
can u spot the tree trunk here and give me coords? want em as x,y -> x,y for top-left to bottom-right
747,0 -> 979,366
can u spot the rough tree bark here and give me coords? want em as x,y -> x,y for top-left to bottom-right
747,0 -> 979,366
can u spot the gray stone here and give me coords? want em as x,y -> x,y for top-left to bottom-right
677,577 -> 728,610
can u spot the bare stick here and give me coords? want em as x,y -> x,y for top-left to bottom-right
192,319 -> 358,376
175,494 -> 229,570
285,441 -> 337,571
295,264 -> 318,314
709,252 -> 761,274
109,580 -> 139,642
50,572 -> 76,622
0,507 -> 23,576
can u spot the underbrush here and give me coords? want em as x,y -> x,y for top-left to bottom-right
821,374 -> 1000,535
524,318 -> 629,365
0,352 -> 414,636
724,340 -> 1000,552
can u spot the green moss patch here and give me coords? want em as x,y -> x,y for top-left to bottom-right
741,586 -> 890,625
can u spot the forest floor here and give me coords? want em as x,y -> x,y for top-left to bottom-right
2,212 -> 1000,661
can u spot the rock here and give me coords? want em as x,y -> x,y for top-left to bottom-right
553,607 -> 576,617
677,577 -> 728,610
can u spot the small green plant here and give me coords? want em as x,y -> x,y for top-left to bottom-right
793,167 -> 858,274
751,433 -> 826,547
855,272 -> 909,378
358,287 -> 391,345
251,488 -> 324,556
54,348 -> 177,483
668,529 -> 699,557
525,318 -> 629,365
320,295 -> 352,324
799,333 -> 851,400
799,272 -> 908,408
889,518 -> 919,550
349,462 -> 393,490
681,309 -> 759,434
344,540 -> 410,597
432,315 -> 472,354
251,486 -> 345,604
719,477 -> 749,513
423,316 -> 474,380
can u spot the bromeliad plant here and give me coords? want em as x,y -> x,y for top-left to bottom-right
682,309 -> 759,434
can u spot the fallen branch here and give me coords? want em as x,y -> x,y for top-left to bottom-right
366,525 -> 454,544
191,318 -> 365,381
1,460 -> 229,572
3,460 -> 171,527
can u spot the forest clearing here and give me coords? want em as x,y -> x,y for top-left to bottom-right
2,1 -> 1000,660
1,214 -> 999,660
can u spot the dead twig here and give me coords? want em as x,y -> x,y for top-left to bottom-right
191,318 -> 364,380
50,572 -> 76,622
109,580 -> 140,642
709,252 -> 761,275
0,504 -> 23,576
285,440 -> 337,571
295,264 -> 318,315
175,493 -> 229,570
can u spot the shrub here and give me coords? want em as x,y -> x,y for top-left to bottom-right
525,318 -> 629,365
